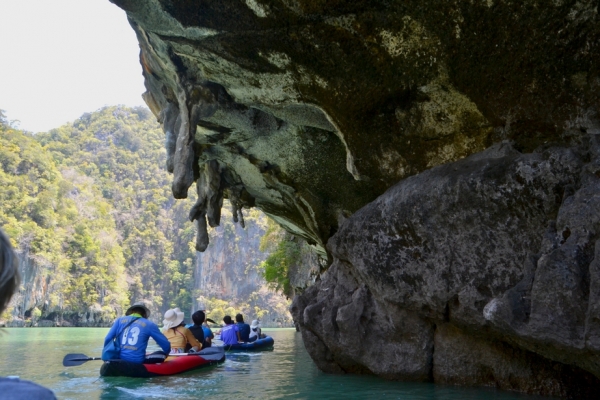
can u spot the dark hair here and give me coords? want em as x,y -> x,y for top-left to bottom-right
192,310 -> 205,325
127,307 -> 147,318
223,315 -> 233,324
0,228 -> 19,314
235,313 -> 243,323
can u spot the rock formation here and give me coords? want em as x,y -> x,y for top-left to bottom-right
193,205 -> 298,327
110,0 -> 600,395
292,140 -> 600,397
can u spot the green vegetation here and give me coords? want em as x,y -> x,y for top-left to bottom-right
1,106 -> 196,320
0,106 -> 298,325
259,219 -> 301,296
0,109 -> 128,318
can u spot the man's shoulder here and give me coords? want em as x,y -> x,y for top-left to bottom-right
0,378 -> 56,400
140,318 -> 158,328
130,317 -> 155,330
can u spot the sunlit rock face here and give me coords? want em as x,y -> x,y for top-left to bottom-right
111,0 -> 600,393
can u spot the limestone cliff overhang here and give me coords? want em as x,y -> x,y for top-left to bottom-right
109,0 -> 600,256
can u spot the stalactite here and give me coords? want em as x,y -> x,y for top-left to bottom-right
228,188 -> 246,229
171,83 -> 218,199
194,213 -> 209,252
171,94 -> 197,198
160,102 -> 179,173
189,160 -> 225,251
205,160 -> 223,227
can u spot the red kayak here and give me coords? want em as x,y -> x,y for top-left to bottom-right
100,347 -> 225,378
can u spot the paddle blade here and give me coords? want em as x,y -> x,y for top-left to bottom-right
206,318 -> 216,324
198,347 -> 225,361
63,353 -> 93,367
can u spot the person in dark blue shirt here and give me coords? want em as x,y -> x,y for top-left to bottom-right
103,303 -> 171,363
235,313 -> 251,342
188,310 -> 207,349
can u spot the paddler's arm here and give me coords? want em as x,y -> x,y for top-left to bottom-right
185,328 -> 202,350
103,320 -> 120,347
149,323 -> 172,354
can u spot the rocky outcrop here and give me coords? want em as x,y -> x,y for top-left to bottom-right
6,250 -> 115,327
110,0 -> 599,254
109,0 -> 600,394
292,139 -> 600,397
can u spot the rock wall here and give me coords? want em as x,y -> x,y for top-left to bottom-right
193,206 -> 307,327
110,0 -> 599,255
108,0 -> 600,395
6,250 -> 114,327
292,139 -> 600,397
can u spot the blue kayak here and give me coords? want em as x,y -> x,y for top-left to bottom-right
218,336 -> 274,351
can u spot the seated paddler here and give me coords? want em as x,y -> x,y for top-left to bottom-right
162,307 -> 203,353
103,302 -> 171,364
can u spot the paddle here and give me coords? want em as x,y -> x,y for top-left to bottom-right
63,353 -> 102,367
206,318 -> 216,324
63,347 -> 225,366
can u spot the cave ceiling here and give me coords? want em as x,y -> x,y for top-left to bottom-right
110,0 -> 600,256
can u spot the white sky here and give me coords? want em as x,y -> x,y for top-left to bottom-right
0,0 -> 147,132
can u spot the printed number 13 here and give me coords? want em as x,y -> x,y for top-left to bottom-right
122,326 -> 141,345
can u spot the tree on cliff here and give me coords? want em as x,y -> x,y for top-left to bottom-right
36,106 -> 197,317
0,113 -> 128,321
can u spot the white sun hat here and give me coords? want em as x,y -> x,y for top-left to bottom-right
163,307 -> 185,330
250,320 -> 261,329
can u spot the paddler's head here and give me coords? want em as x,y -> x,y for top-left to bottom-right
125,302 -> 150,319
192,310 -> 205,325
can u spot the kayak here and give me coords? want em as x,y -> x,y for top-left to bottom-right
218,336 -> 274,351
100,347 -> 225,378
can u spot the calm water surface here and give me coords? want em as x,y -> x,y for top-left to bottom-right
0,328 -> 553,399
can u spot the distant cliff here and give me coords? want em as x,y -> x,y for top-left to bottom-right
193,205 -> 317,328
0,107 -> 299,328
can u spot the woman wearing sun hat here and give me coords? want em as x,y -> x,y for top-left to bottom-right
248,320 -> 264,342
162,307 -> 202,353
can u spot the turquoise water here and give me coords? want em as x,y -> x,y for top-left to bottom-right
0,328 -> 552,399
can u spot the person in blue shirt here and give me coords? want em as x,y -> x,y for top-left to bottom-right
235,313 -> 251,342
202,319 -> 215,347
220,315 -> 241,345
103,302 -> 171,363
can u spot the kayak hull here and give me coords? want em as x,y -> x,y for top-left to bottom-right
219,336 -> 274,351
100,348 -> 225,378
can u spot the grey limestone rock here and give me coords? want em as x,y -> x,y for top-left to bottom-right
108,0 -> 600,394
292,139 -> 600,396
108,0 -> 599,252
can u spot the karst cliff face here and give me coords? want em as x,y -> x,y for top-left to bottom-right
110,0 -> 600,395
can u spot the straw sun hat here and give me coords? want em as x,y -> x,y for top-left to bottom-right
163,307 -> 185,330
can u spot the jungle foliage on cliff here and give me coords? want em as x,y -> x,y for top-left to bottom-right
0,106 -> 196,321
0,106 -> 302,326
